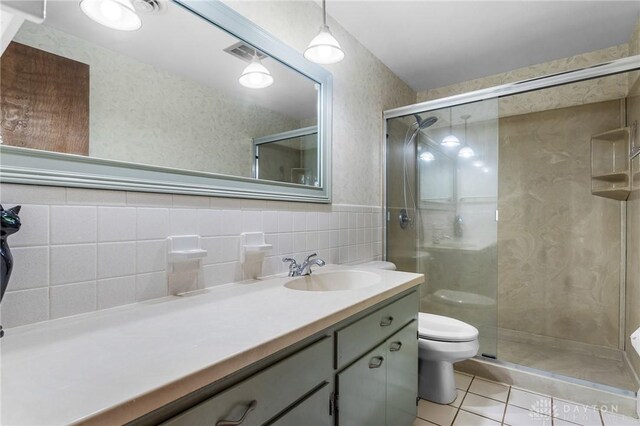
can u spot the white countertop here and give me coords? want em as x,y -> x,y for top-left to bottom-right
0,265 -> 423,426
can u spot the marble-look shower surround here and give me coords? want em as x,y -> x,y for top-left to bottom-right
498,100 -> 622,349
0,0 -> 416,328
13,22 -> 302,178
625,18 -> 640,381
415,38 -> 640,359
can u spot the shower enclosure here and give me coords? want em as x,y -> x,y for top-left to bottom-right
385,56 -> 640,398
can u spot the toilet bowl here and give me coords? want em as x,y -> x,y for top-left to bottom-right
418,312 -> 479,404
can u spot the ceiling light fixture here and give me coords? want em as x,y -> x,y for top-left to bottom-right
80,0 -> 142,31
419,151 -> 435,162
239,53 -> 274,89
304,0 -> 344,64
458,115 -> 475,158
441,108 -> 460,148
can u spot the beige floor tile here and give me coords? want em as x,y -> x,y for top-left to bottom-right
417,399 -> 458,426
449,390 -> 465,408
453,410 -> 500,426
454,372 -> 473,391
460,393 -> 506,422
553,399 -> 603,426
503,404 -> 552,426
554,418 -> 586,426
508,387 -> 552,414
413,417 -> 438,426
601,411 -> 640,426
468,377 -> 510,402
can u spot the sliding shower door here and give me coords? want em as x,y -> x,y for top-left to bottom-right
386,99 -> 499,358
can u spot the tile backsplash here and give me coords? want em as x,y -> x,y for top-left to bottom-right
0,184 -> 383,329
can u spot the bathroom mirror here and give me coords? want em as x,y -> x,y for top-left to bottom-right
0,0 -> 333,202
253,126 -> 319,186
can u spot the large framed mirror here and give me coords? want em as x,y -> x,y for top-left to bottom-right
0,0 -> 333,202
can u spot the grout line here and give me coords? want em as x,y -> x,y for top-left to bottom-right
501,386 -> 511,424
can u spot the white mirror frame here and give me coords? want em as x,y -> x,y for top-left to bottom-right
0,0 -> 333,203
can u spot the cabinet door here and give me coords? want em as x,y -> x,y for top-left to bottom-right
336,343 -> 387,426
386,320 -> 418,426
268,383 -> 332,426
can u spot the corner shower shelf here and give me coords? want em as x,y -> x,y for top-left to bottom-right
590,127 -> 630,201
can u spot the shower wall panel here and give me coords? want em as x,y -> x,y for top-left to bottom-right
498,100 -> 622,348
625,19 -> 640,380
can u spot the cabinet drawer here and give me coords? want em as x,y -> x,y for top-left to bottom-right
268,382 -> 332,426
336,291 -> 418,369
163,336 -> 332,426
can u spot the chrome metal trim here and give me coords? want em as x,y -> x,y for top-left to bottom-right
475,355 -> 637,397
384,55 -> 640,120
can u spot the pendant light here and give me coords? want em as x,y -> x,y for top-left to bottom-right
239,53 -> 274,89
420,151 -> 435,162
304,0 -> 344,65
80,0 -> 142,31
441,108 -> 460,148
458,115 -> 475,158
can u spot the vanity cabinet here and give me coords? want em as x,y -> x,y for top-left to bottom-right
336,321 -> 418,426
162,337 -> 333,426
156,289 -> 418,426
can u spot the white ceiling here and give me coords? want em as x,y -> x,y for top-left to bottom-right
327,1 -> 640,92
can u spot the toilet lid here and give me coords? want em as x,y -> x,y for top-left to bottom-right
418,313 -> 479,342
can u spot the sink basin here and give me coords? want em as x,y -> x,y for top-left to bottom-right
284,270 -> 380,292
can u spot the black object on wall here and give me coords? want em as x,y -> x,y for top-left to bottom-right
0,204 -> 22,338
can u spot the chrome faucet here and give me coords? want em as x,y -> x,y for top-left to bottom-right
282,253 -> 326,276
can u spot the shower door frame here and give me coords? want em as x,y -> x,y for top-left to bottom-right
382,54 -> 640,395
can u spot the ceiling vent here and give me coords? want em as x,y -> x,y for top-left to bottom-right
132,0 -> 163,14
224,42 -> 267,62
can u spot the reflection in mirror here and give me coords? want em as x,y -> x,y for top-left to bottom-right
253,126 -> 319,186
0,0 -> 319,184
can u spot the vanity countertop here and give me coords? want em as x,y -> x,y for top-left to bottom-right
0,265 -> 423,426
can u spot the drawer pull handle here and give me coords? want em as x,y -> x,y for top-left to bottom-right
380,316 -> 394,327
390,341 -> 402,352
369,356 -> 384,369
216,400 -> 257,426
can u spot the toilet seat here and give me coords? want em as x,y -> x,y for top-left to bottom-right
419,312 -> 479,342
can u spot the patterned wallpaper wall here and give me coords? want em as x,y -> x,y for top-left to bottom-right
14,22 -> 302,178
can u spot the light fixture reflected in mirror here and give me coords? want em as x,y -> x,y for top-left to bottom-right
304,0 -> 344,64
473,159 -> 485,168
441,108 -> 460,148
458,114 -> 474,158
239,54 -> 274,89
420,151 -> 435,162
80,0 -> 142,31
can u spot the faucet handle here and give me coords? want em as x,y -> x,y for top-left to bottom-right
304,253 -> 317,263
282,257 -> 299,277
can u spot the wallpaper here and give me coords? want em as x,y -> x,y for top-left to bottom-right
14,22 -> 302,178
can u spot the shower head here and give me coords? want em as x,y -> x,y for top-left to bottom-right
414,114 -> 437,130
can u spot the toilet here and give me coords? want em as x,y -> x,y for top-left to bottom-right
418,312 -> 479,404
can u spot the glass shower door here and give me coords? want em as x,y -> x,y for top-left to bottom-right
386,99 -> 499,358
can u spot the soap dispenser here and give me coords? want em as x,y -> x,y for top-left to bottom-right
0,204 -> 22,338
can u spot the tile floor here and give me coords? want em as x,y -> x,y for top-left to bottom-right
413,371 -> 640,426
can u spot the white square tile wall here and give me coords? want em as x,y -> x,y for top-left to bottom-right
0,184 -> 384,328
